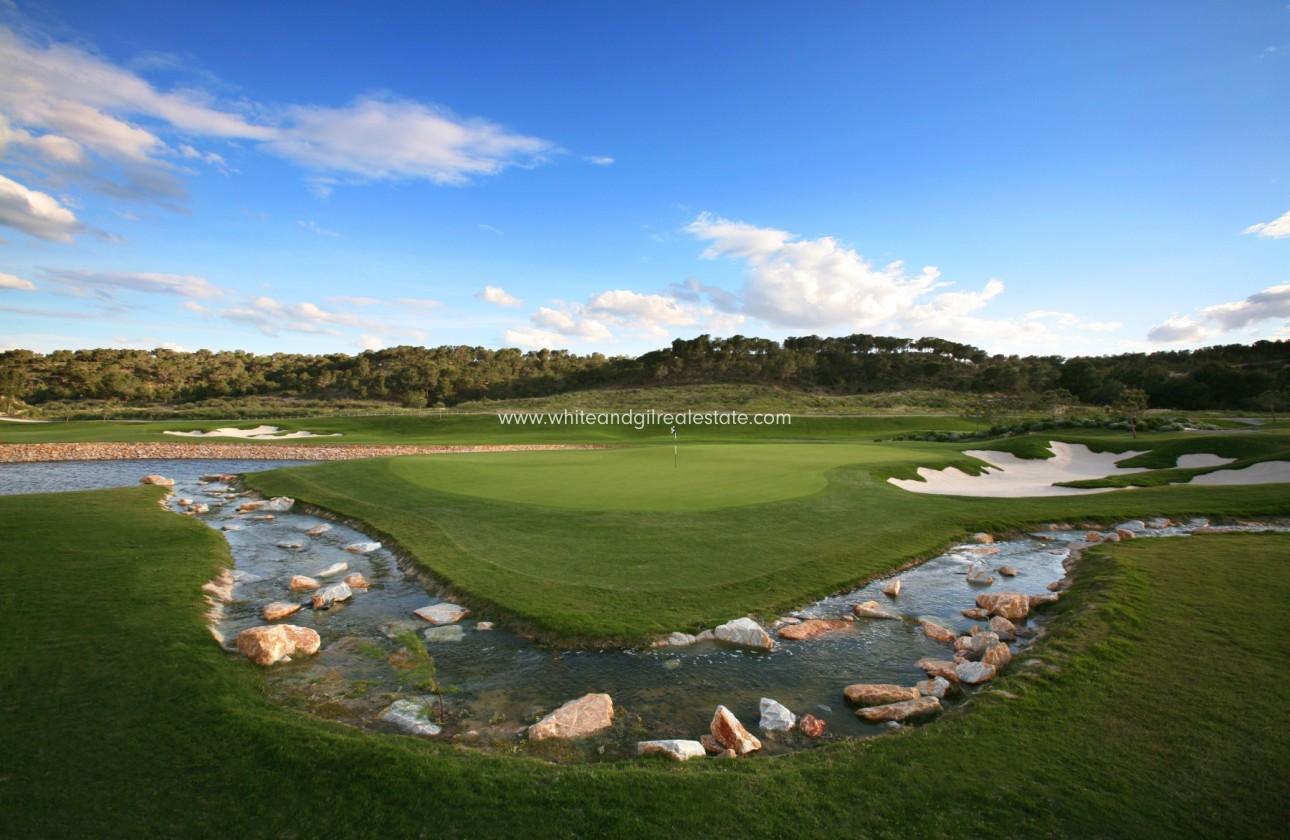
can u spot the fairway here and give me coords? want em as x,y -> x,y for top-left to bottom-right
386,443 -> 893,510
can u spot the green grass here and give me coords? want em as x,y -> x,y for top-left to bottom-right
0,412 -> 976,446
2,487 -> 1286,837
245,433 -> 1290,643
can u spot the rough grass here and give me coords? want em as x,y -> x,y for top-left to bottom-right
1,488 -> 1286,838
246,434 -> 1290,644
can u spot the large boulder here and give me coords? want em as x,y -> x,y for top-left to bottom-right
314,561 -> 349,577
778,618 -> 852,641
343,573 -> 370,589
969,631 -> 1002,658
919,619 -> 957,643
378,699 -> 441,737
714,617 -> 774,651
758,697 -> 797,732
881,579 -> 902,598
311,581 -> 353,609
997,565 -> 1018,577
966,562 -> 995,586
413,603 -> 470,625
844,684 -> 920,707
289,575 -> 320,591
853,600 -> 901,620
711,705 -> 761,755
854,696 -> 941,723
976,592 -> 1031,620
955,661 -> 997,684
528,693 -> 614,741
345,542 -> 382,554
989,616 -> 1017,639
637,740 -> 706,761
236,625 -> 320,666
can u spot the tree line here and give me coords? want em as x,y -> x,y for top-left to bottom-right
0,334 -> 1286,412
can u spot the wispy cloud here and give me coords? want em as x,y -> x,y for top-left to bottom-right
0,22 -> 560,220
298,219 -> 340,238
1243,209 -> 1290,239
41,268 -> 222,299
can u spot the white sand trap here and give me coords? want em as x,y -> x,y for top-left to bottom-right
888,441 -> 1149,498
1175,454 -> 1236,469
1184,462 -> 1290,486
0,415 -> 50,423
164,425 -> 341,439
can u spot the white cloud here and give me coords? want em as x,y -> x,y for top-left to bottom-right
0,173 -> 81,241
359,334 -> 384,350
0,272 -> 36,290
1147,284 -> 1290,343
688,213 -> 945,329
585,289 -> 698,335
43,269 -> 221,299
327,295 -> 380,307
686,212 -> 1128,353
504,325 -> 571,350
1243,210 -> 1290,239
586,155 -> 614,166
476,285 -> 522,308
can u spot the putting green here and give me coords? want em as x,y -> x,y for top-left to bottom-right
387,443 -> 894,511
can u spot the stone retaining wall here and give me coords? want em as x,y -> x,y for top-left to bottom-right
0,442 -> 617,463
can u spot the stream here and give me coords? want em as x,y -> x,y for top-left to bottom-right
7,459 -> 1284,760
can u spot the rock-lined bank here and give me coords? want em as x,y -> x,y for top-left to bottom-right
0,442 -> 618,463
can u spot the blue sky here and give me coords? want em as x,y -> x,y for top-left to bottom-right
1,0 -> 1287,358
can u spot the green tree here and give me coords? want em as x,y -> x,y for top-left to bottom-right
1112,387 -> 1150,438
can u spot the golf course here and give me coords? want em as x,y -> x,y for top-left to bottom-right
2,411 -> 1289,837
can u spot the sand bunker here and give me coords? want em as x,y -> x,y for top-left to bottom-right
888,441 -> 1149,498
164,425 -> 341,440
1184,462 -> 1290,486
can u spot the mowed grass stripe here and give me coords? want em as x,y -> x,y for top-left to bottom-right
2,488 -> 1286,837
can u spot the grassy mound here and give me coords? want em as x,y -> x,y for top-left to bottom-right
246,435 -> 1290,643
2,487 -> 1286,837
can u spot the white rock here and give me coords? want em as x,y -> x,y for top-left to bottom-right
916,676 -> 952,699
314,561 -> 349,577
306,523 -> 332,536
413,603 -> 470,625
311,581 -> 353,609
475,621 -> 494,631
259,496 -> 295,512
713,617 -> 774,650
637,739 -> 707,761
966,561 -> 995,585
666,631 -> 696,646
379,699 -> 441,737
345,542 -> 382,554
758,697 -> 797,732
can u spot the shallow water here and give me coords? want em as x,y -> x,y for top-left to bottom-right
0,458 -> 309,495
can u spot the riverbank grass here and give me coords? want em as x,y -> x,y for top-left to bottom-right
1,487 -> 1286,836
